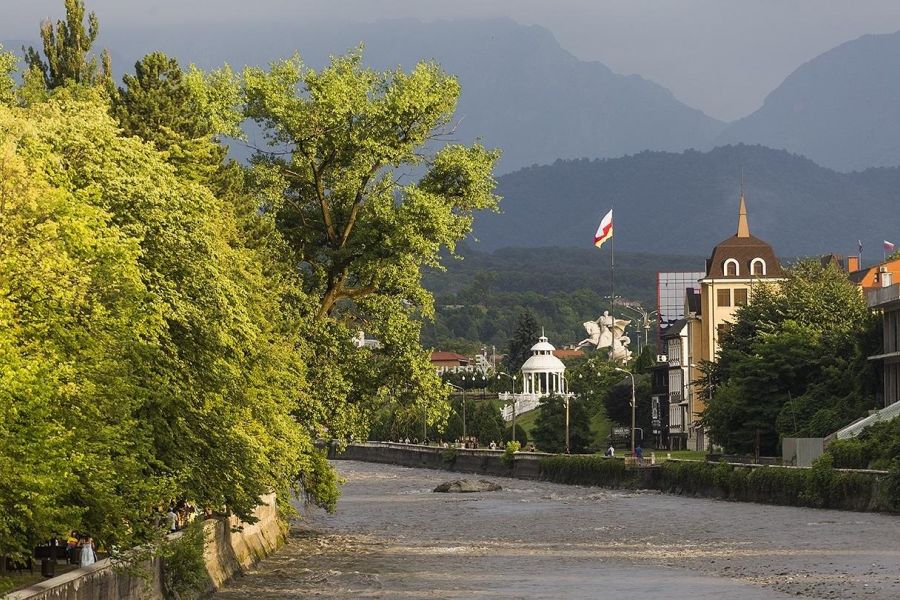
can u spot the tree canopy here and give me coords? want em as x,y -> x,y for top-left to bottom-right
704,259 -> 879,455
0,2 -> 500,573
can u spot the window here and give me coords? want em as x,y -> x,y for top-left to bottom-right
734,288 -> 748,306
717,288 -> 731,307
717,323 -> 732,337
724,258 -> 739,276
750,258 -> 767,276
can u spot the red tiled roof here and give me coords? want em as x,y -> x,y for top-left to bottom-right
430,351 -> 469,363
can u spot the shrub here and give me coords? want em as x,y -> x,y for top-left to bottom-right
160,521 -> 210,600
800,454 -> 835,508
441,448 -> 458,465
826,439 -> 870,469
501,441 -> 520,468
539,455 -> 633,487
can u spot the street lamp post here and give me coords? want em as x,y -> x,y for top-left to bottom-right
461,376 -> 467,441
497,372 -> 517,443
615,367 -> 637,455
446,381 -> 465,443
561,374 -> 571,454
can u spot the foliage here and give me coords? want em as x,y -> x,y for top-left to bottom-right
504,310 -> 539,372
0,45 -> 16,105
0,64 -> 308,561
238,49 -> 500,455
113,52 -> 226,182
501,441 -> 521,467
441,448 -> 458,465
704,259 -> 879,454
826,418 -> 900,470
23,0 -> 110,90
540,455 -> 634,487
502,423 -> 529,444
566,356 -> 643,449
532,394 -> 592,453
159,521 -> 210,600
540,456 -> 894,512
298,450 -> 342,513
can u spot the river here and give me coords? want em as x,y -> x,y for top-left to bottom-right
214,461 -> 899,599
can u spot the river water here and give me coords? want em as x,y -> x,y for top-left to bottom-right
214,461 -> 899,599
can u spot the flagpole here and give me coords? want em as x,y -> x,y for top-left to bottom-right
610,206 -> 615,358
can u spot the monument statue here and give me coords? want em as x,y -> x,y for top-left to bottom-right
577,311 -> 633,364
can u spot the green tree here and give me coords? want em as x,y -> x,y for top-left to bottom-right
24,0 -> 110,90
0,46 -> 16,105
704,259 -> 878,454
240,51 -> 500,441
505,310 -> 540,372
532,394 -> 592,453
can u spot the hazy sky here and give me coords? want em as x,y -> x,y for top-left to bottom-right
5,1 -> 900,121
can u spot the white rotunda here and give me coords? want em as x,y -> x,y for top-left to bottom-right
520,334 -> 567,396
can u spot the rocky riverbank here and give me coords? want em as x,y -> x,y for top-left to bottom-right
212,462 -> 900,599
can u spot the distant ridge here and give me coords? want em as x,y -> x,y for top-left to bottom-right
715,30 -> 900,172
81,17 -> 725,173
471,144 -> 900,258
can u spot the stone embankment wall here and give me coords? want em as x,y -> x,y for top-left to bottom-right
8,494 -> 284,600
337,444 -> 897,513
336,442 -> 544,479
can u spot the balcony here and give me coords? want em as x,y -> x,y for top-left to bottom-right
867,283 -> 900,308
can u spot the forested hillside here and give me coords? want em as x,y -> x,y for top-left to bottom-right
421,246 -> 703,351
473,144 -> 900,257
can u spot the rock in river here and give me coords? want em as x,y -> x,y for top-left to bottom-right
433,479 -> 502,493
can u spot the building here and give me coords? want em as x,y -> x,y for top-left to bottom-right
656,271 -> 704,343
352,331 -> 382,349
850,257 -> 900,293
500,334 -> 572,421
697,195 -> 784,363
661,319 -> 690,449
430,351 -> 472,375
658,195 -> 784,451
867,280 -> 900,408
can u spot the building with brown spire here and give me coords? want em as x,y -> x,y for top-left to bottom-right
676,194 -> 784,450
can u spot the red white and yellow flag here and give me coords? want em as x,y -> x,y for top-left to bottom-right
593,209 -> 613,249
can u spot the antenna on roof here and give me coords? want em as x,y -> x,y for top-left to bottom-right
740,167 -> 744,197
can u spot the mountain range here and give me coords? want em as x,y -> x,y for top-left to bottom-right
715,29 -> 900,172
471,144 -> 900,258
6,18 -> 900,174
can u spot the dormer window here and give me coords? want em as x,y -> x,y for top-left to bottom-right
724,258 -> 739,277
750,258 -> 766,276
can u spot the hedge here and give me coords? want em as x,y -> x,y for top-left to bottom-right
538,454 -> 899,513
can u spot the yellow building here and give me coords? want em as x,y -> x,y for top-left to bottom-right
688,195 -> 784,449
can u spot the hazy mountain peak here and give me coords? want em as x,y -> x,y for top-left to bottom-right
716,29 -> 900,172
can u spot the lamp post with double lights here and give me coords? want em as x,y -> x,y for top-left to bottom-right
497,372 -> 518,443
614,367 -> 637,455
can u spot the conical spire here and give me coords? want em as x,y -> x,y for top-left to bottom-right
736,194 -> 750,238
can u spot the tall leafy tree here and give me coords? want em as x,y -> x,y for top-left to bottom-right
704,259 -> 879,454
532,394 -> 592,453
24,0 -> 110,90
505,310 -> 540,372
240,52 -> 500,437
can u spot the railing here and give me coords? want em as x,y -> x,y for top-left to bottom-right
499,392 -> 542,421
830,400 -> 900,441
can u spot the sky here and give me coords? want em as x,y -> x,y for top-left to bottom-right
4,0 -> 900,121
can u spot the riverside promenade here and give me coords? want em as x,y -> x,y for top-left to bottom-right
213,461 -> 900,599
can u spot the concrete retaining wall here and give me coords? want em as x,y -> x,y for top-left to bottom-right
8,494 -> 284,600
336,443 -> 545,479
